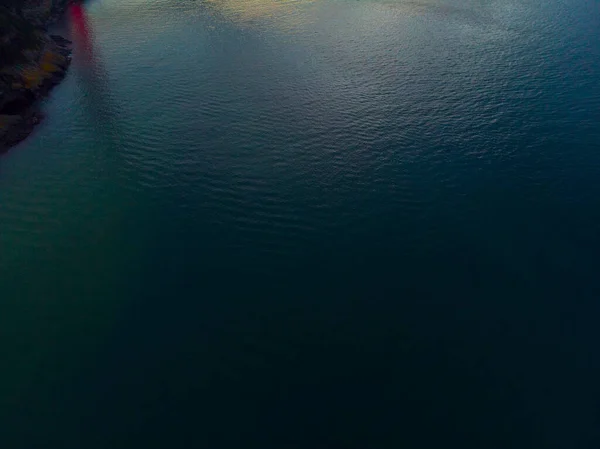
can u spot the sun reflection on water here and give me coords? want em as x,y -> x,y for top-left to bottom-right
204,0 -> 316,27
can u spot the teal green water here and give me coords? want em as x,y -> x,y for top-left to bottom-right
1,0 -> 600,447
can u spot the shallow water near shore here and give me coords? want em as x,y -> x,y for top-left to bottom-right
1,0 -> 600,447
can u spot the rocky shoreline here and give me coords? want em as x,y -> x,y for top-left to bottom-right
0,2 -> 72,153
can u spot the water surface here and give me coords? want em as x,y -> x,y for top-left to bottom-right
1,0 -> 600,447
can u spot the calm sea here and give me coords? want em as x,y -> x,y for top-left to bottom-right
1,0 -> 599,447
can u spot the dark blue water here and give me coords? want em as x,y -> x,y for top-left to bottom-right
1,0 -> 600,447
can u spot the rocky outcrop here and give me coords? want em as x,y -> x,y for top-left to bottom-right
0,1 -> 72,153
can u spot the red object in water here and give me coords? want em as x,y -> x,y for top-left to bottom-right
69,2 -> 94,63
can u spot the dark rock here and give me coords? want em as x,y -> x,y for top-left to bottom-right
0,112 -> 43,154
0,1 -> 72,153
50,34 -> 72,47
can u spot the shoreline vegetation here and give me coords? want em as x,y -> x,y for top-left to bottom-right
0,0 -> 73,153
